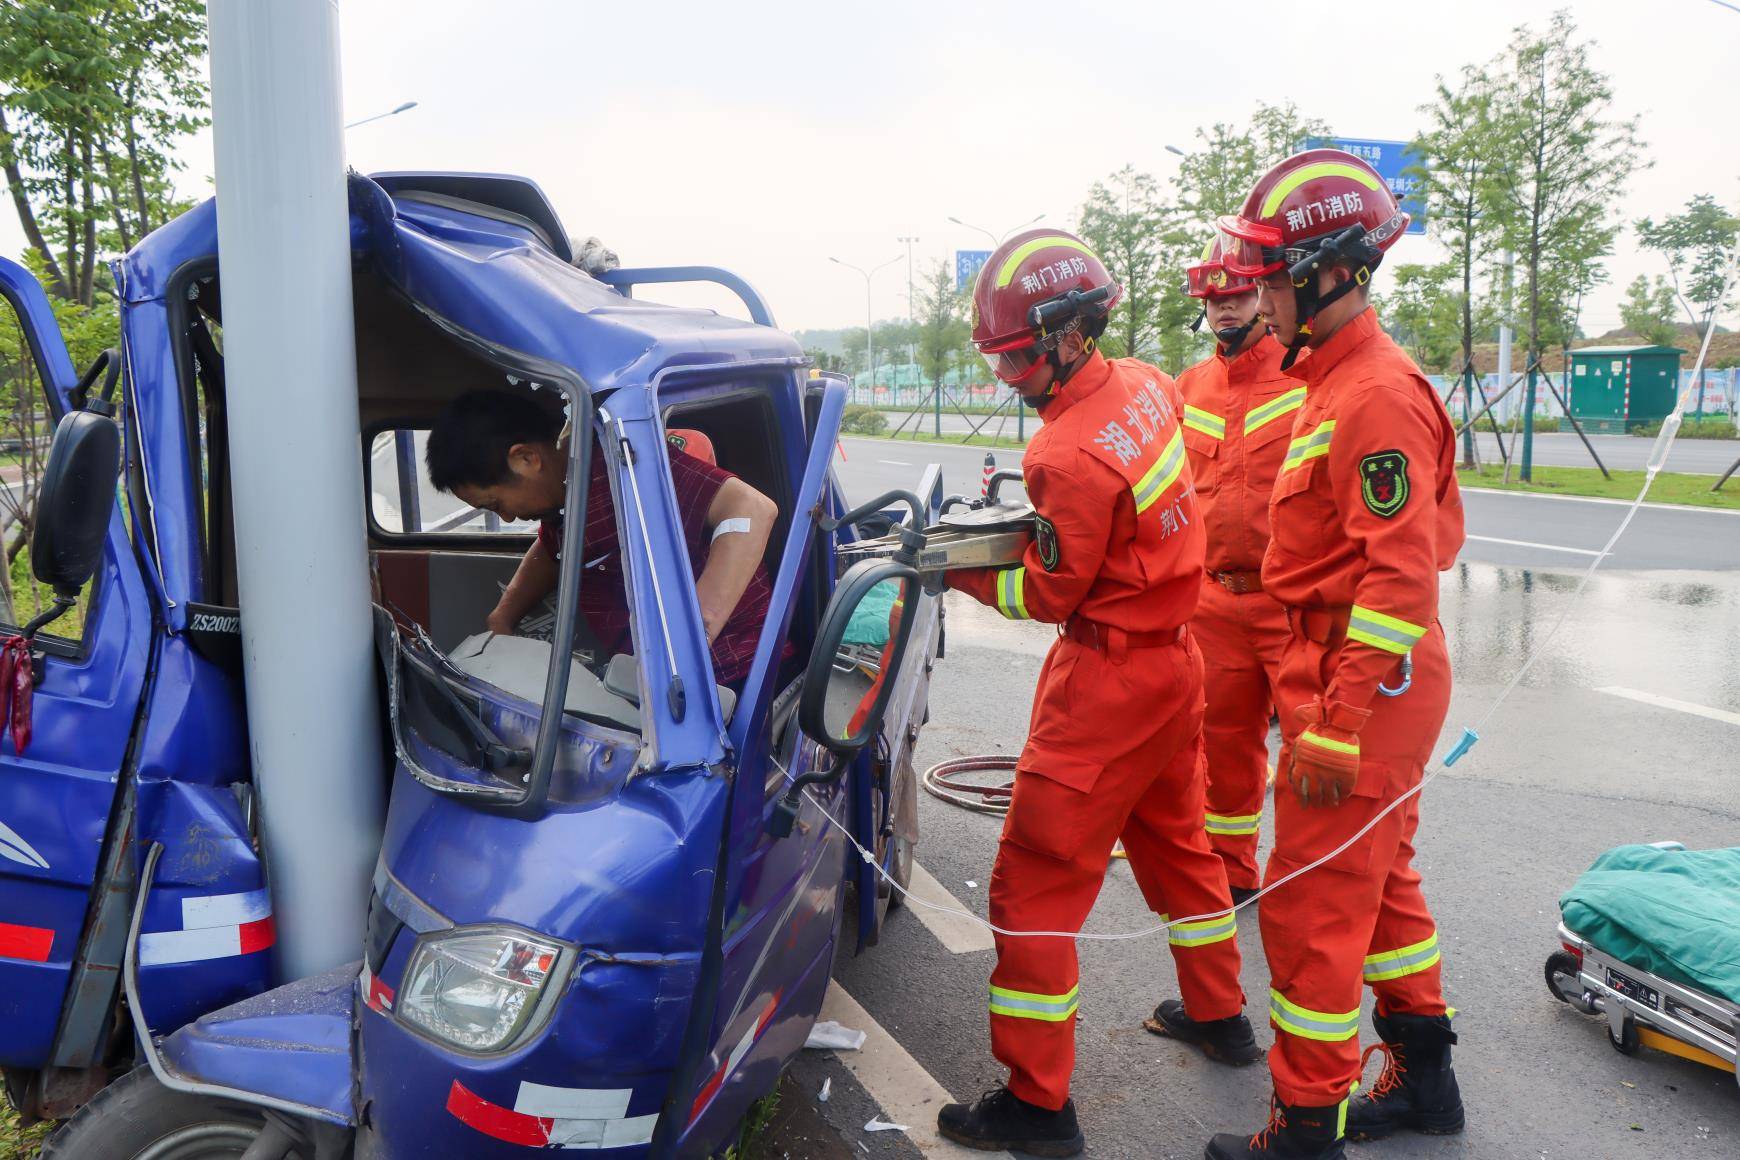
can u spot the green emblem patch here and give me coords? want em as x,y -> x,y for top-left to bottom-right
1034,514 -> 1060,572
1359,450 -> 1409,519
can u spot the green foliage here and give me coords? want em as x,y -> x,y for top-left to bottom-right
1484,10 -> 1643,363
1630,416 -> 1736,439
1635,194 -> 1740,332
1077,165 -> 1170,362
913,259 -> 968,391
1377,263 -> 1464,374
804,346 -> 846,374
722,1089 -> 781,1160
839,404 -> 888,436
1173,102 -> 1332,223
1619,275 -> 1679,346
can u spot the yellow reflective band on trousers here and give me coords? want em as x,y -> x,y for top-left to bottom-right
1260,162 -> 1385,218
1281,420 -> 1335,471
1335,1096 -> 1351,1139
1346,606 -> 1428,655
989,983 -> 1080,1022
1364,933 -> 1442,983
1166,913 -> 1237,948
994,236 -> 1098,288
1243,387 -> 1307,435
1269,989 -> 1360,1042
1205,811 -> 1262,836
995,567 -> 1031,621
1184,406 -> 1226,439
1133,429 -> 1186,514
1300,729 -> 1358,756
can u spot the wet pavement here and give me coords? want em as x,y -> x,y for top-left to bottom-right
785,560 -> 1740,1159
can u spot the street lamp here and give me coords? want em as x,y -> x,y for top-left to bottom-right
344,100 -> 418,130
947,213 -> 1043,247
1164,144 -> 1188,157
830,255 -> 901,398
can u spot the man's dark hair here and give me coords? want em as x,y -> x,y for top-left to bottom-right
425,389 -> 563,493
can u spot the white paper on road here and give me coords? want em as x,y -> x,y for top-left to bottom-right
805,1021 -> 867,1051
864,1118 -> 910,1133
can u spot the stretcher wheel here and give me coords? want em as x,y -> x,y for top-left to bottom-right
1609,1016 -> 1640,1056
1545,950 -> 1582,1004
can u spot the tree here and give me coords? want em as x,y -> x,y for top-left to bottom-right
1619,274 -> 1678,347
1411,66 -> 1502,457
1377,263 -> 1464,374
1076,165 -> 1168,361
1635,194 -> 1740,410
913,260 -> 967,395
1173,102 -> 1333,223
1485,9 -> 1643,476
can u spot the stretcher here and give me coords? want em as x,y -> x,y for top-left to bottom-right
1546,841 -> 1740,1087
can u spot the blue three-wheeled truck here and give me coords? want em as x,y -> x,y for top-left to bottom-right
0,171 -> 944,1157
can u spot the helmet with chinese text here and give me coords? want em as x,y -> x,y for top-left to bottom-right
1214,149 -> 1408,280
971,229 -> 1122,383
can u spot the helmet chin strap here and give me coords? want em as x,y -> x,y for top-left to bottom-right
1281,265 -> 1369,371
1214,318 -> 1259,353
1042,336 -> 1095,396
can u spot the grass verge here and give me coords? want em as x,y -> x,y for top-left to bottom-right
1457,463 -> 1740,511
846,428 -> 1031,451
3,1103 -> 50,1159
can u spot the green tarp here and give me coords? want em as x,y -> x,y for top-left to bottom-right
1560,844 -> 1740,1005
841,580 -> 899,647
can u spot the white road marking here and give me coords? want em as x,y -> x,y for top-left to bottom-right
1596,687 -> 1740,729
819,985 -> 1011,1158
1464,534 -> 1603,557
877,459 -> 913,467
1462,485 -> 1740,516
904,862 -> 996,955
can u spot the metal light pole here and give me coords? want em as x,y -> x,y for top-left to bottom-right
1165,144 -> 1188,157
830,255 -> 900,407
948,213 -> 1043,248
898,235 -> 919,389
344,99 -> 418,130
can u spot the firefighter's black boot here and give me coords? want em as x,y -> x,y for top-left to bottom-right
937,1086 -> 1085,1157
1346,1012 -> 1464,1141
1205,1097 -> 1347,1159
1145,998 -> 1263,1066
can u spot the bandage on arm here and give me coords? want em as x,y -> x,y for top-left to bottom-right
711,516 -> 753,541
695,478 -> 778,642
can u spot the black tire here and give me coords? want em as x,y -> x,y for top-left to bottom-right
41,1067 -> 299,1160
1545,950 -> 1582,1004
1609,1017 -> 1640,1056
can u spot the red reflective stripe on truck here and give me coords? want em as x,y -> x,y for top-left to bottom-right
447,1080 -> 553,1147
237,916 -> 275,955
0,920 -> 52,962
689,992 -> 780,1123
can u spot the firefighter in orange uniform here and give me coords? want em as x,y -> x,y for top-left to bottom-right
934,231 -> 1258,1158
1171,236 -> 1298,906
1203,152 -> 1468,1160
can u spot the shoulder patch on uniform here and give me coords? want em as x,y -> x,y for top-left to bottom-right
1034,514 -> 1061,572
1359,450 -> 1409,518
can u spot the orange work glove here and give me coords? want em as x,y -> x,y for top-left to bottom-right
1288,697 -> 1372,808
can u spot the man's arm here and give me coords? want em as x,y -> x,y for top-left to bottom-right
487,536 -> 559,636
696,477 -> 778,642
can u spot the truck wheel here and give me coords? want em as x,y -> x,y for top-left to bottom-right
1609,1017 -> 1640,1056
41,1067 -> 303,1160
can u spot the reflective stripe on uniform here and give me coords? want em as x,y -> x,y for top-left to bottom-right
1300,729 -> 1358,756
1133,429 -> 1187,514
989,982 -> 1080,1022
1167,913 -> 1237,948
1346,606 -> 1428,655
1243,387 -> 1307,435
995,567 -> 1031,621
1184,406 -> 1226,439
1364,933 -> 1442,983
994,236 -> 1097,288
1269,989 -> 1360,1042
1281,420 -> 1335,471
1204,811 -> 1262,836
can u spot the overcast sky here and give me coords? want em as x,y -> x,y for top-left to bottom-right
7,0 -> 1739,340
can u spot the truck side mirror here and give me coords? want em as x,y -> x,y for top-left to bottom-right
27,351 -> 122,636
768,560 -> 920,837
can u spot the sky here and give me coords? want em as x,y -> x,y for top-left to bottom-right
6,0 -> 1739,339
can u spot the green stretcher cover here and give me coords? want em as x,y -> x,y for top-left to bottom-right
1560,844 -> 1740,1006
842,580 -> 899,648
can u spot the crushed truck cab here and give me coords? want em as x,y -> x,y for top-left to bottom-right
0,171 -> 943,1157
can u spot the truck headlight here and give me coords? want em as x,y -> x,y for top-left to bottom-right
397,926 -> 563,1052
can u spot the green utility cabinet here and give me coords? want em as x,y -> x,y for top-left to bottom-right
1568,345 -> 1684,434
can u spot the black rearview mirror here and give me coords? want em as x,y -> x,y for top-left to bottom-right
27,351 -> 122,636
768,560 -> 921,838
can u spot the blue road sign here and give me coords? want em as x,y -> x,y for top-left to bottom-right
956,249 -> 992,291
1306,137 -> 1427,235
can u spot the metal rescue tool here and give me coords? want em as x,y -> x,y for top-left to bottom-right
840,470 -> 1035,574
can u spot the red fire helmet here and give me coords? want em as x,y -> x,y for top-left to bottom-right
1185,232 -> 1258,299
971,229 -> 1121,382
1215,149 -> 1409,279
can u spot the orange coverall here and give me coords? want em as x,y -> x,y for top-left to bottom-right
1178,333 -> 1299,891
1257,308 -> 1465,1109
950,351 -> 1245,1111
